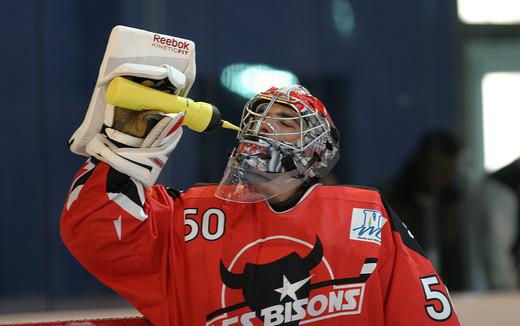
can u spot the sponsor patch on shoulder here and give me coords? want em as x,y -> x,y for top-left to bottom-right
349,208 -> 386,245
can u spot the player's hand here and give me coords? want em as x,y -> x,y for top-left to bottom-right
113,108 -> 163,138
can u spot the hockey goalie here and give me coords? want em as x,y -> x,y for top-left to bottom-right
61,25 -> 461,325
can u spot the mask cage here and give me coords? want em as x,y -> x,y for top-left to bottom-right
238,95 -> 330,153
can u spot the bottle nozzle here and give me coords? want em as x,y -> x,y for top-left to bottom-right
221,120 -> 241,132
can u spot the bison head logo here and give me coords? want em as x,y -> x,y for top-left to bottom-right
219,237 -> 323,324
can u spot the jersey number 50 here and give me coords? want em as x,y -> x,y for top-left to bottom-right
184,208 -> 226,242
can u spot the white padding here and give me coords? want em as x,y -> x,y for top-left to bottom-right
86,113 -> 184,187
69,25 -> 196,157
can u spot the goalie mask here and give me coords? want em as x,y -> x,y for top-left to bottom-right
215,85 -> 340,203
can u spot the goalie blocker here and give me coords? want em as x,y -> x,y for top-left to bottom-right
69,25 -> 196,186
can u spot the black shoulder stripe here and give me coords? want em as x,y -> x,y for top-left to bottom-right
70,159 -> 98,192
106,167 -> 144,208
71,166 -> 95,191
381,195 -> 427,258
166,187 -> 182,199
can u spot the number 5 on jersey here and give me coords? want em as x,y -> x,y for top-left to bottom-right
420,275 -> 453,321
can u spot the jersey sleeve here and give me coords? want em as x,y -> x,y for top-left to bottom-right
60,158 -> 178,324
378,197 -> 461,325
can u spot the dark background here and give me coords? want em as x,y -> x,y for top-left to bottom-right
0,0 -> 505,312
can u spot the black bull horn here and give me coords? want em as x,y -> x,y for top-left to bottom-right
220,236 -> 323,289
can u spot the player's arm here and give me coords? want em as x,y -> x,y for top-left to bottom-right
60,64 -> 189,320
61,158 -> 180,323
378,197 -> 461,325
62,62 -> 187,266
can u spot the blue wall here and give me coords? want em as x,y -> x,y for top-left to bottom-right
0,0 -> 457,310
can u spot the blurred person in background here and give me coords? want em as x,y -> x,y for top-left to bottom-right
383,130 -> 465,291
469,158 -> 520,290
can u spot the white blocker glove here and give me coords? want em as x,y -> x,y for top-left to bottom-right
86,111 -> 184,187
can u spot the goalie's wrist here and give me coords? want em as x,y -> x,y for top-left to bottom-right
86,134 -> 156,186
85,115 -> 183,187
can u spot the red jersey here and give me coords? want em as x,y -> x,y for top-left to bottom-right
61,159 -> 460,326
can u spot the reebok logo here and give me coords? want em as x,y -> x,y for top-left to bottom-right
152,34 -> 190,55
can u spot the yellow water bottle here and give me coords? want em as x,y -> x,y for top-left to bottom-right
106,76 -> 240,133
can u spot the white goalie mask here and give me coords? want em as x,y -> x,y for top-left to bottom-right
215,85 -> 340,203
